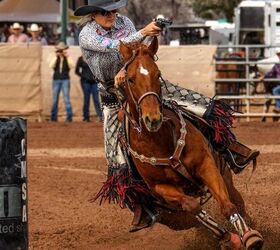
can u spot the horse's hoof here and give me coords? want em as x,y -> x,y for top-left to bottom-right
242,230 -> 264,250
220,232 -> 242,250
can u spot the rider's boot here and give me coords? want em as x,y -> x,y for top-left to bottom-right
226,141 -> 260,174
129,204 -> 157,233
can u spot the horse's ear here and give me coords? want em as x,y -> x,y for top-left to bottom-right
119,41 -> 133,62
148,37 -> 159,56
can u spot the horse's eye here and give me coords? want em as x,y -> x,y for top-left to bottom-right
128,77 -> 134,84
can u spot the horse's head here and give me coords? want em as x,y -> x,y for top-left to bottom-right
120,38 -> 162,132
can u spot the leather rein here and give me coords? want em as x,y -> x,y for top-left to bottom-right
117,51 -> 205,190
121,50 -> 162,133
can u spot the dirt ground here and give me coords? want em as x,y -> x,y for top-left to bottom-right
27,120 -> 280,250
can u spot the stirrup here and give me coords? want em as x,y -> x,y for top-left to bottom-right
129,205 -> 158,233
225,149 -> 258,174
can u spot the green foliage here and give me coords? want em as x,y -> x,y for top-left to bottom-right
190,0 -> 242,21
120,0 -> 197,26
119,0 -> 242,25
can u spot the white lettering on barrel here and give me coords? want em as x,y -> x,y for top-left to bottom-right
21,139 -> 26,178
22,205 -> 27,223
21,139 -> 25,156
22,183 -> 26,201
22,183 -> 27,222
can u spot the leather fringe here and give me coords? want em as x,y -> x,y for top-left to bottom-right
204,100 -> 236,146
91,166 -> 152,210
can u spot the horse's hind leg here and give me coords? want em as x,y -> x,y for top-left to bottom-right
197,157 -> 263,249
154,184 -> 241,249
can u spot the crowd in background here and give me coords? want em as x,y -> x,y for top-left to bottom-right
1,21 -> 279,120
0,22 -> 79,45
0,22 -> 102,122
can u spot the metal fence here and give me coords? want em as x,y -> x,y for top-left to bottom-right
214,45 -> 280,121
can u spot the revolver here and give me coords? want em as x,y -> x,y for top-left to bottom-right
155,17 -> 173,29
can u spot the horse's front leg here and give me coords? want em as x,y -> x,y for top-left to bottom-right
196,156 -> 263,250
153,184 -> 241,250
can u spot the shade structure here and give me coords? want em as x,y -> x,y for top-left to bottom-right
0,0 -> 73,23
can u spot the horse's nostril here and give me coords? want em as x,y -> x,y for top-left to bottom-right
144,116 -> 162,129
145,116 -> 151,125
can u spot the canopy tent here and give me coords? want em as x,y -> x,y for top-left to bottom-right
0,0 -> 73,23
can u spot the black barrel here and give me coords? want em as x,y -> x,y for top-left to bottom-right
0,118 -> 28,250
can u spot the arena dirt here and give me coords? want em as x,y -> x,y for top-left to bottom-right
27,121 -> 280,250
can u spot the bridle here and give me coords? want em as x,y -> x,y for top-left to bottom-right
121,49 -> 162,133
117,46 -> 208,199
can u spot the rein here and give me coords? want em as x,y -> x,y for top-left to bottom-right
117,48 -> 207,199
118,51 -> 197,184
118,102 -> 206,195
118,104 -> 189,170
120,49 -> 162,133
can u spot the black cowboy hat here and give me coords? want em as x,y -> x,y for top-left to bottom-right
74,0 -> 128,16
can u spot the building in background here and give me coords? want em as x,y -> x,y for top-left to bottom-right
234,0 -> 280,58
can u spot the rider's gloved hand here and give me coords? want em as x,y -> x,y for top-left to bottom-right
114,68 -> 127,88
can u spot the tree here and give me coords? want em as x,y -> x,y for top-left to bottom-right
119,0 -> 241,26
190,0 -> 242,22
120,0 -> 200,27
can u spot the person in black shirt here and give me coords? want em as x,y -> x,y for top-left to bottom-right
75,55 -> 102,122
49,42 -> 74,122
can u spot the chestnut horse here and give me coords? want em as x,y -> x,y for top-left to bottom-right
118,38 -> 263,250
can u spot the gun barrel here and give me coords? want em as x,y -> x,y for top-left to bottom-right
155,18 -> 173,28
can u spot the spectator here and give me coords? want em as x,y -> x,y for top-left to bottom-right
0,25 -> 7,42
49,42 -> 74,122
1,24 -> 10,42
75,55 -> 103,122
27,23 -> 48,45
263,48 -> 280,113
7,22 -> 29,43
66,23 -> 77,46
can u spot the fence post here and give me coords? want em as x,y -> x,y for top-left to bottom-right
245,46 -> 250,121
60,0 -> 68,43
0,118 -> 28,250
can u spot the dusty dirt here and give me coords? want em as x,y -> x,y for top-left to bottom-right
27,121 -> 280,250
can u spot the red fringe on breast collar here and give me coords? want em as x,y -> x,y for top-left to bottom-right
203,100 -> 236,146
91,166 -> 151,210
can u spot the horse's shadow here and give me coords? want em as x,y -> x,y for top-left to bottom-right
258,229 -> 280,250
158,210 -> 222,249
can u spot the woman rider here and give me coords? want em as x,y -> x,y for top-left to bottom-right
74,0 -> 259,232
